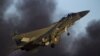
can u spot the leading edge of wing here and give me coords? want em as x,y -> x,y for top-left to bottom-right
14,22 -> 58,41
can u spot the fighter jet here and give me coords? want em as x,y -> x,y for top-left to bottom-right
13,10 -> 89,51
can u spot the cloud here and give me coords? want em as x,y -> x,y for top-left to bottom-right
66,20 -> 100,56
16,0 -> 56,31
0,0 -> 56,56
1,0 -> 100,56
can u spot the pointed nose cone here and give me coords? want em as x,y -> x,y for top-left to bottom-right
78,10 -> 90,17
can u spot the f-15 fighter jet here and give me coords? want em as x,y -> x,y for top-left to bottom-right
13,10 -> 89,51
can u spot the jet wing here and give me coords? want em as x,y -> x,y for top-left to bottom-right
14,22 -> 57,43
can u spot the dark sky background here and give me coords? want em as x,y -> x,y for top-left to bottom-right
0,0 -> 100,56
